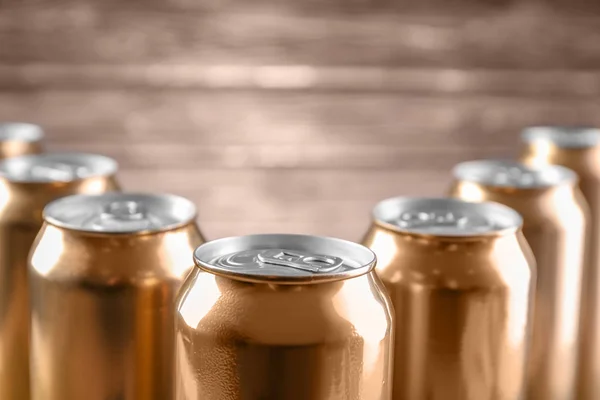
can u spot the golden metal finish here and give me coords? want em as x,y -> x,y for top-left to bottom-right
450,179 -> 587,400
175,267 -> 394,399
0,175 -> 118,400
522,142 -> 600,400
362,217 -> 534,400
29,220 -> 203,400
0,140 -> 43,159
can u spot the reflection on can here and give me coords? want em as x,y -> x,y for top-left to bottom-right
0,123 -> 44,159
362,197 -> 534,400
29,193 -> 204,400
0,152 -> 119,400
175,234 -> 394,400
521,126 -> 600,400
450,160 -> 587,400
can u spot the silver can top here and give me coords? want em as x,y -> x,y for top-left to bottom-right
0,152 -> 117,183
453,160 -> 577,188
0,123 -> 44,142
194,234 -> 376,284
44,193 -> 197,233
522,126 -> 600,149
373,197 -> 522,236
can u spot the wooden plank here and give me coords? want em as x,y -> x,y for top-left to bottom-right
1,65 -> 600,97
1,91 -> 598,151
1,4 -> 600,67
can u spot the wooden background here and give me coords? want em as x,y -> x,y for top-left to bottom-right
1,0 -> 599,241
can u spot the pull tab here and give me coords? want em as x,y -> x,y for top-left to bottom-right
493,166 -> 535,186
89,200 -> 153,231
29,162 -> 89,181
256,250 -> 344,273
396,211 -> 492,233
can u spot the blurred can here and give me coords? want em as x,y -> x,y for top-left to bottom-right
0,152 -> 119,400
450,160 -> 587,400
362,197 -> 534,400
521,126 -> 600,400
175,234 -> 394,400
0,123 -> 44,159
29,193 -> 204,400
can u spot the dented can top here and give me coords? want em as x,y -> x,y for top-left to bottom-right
0,152 -> 117,183
373,197 -> 522,237
193,234 -> 377,284
453,159 -> 577,189
522,126 -> 600,149
0,123 -> 44,143
44,193 -> 197,234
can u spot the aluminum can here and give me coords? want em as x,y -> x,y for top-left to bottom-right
521,126 -> 600,400
0,152 -> 119,400
0,123 -> 44,159
175,234 -> 394,400
362,197 -> 534,400
29,192 -> 204,400
450,159 -> 588,400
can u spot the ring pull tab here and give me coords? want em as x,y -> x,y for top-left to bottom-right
494,166 -> 535,186
30,162 -> 89,181
88,201 -> 153,231
256,250 -> 344,273
397,211 -> 492,232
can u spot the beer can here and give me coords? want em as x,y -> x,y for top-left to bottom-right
450,160 -> 588,400
175,234 -> 394,400
29,192 -> 204,400
0,152 -> 119,400
521,126 -> 600,400
361,197 -> 534,400
0,123 -> 44,159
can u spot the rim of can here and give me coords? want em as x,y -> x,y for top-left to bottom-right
452,159 -> 577,189
0,152 -> 118,183
0,123 -> 44,142
194,234 -> 377,284
372,197 -> 523,237
43,192 -> 197,234
522,126 -> 600,149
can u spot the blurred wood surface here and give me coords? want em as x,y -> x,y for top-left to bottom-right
1,0 -> 599,240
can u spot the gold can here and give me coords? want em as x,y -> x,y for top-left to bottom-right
0,152 -> 119,400
175,234 -> 394,400
0,123 -> 44,159
29,193 -> 204,400
450,160 -> 588,400
362,197 -> 534,400
521,126 -> 600,400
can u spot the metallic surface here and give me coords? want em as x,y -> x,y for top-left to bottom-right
362,197 -> 534,400
0,123 -> 44,159
29,194 -> 204,400
450,162 -> 588,400
521,127 -> 600,400
176,234 -> 394,400
44,192 -> 198,233
0,153 -> 119,400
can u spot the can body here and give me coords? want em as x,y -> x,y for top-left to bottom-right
522,129 -> 600,400
0,163 -> 118,400
0,123 -> 44,159
450,164 -> 587,400
176,234 -> 394,400
29,194 -> 203,400
362,197 -> 534,400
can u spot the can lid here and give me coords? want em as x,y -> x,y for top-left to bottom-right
522,126 -> 600,149
0,152 -> 117,183
453,160 -> 577,188
373,197 -> 522,236
0,123 -> 44,142
44,193 -> 197,233
194,234 -> 376,284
